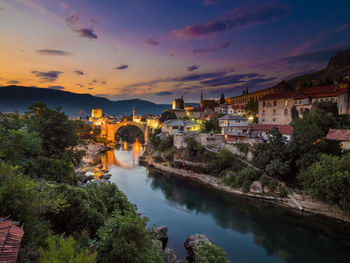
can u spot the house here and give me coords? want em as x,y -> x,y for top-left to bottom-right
326,129 -> 350,150
293,86 -> 349,116
258,92 -> 296,125
219,115 -> 249,143
161,119 -> 200,135
0,218 -> 24,263
250,124 -> 293,142
227,104 -> 244,115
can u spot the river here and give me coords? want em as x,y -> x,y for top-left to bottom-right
101,141 -> 350,263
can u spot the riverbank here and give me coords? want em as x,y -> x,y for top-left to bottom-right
140,149 -> 350,226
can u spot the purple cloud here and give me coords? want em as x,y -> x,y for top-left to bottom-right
74,70 -> 84,75
7,80 -> 20,84
49,86 -> 65,90
192,48 -> 217,56
31,70 -> 62,82
221,41 -> 232,49
115,65 -> 128,70
143,38 -> 159,46
173,5 -> 290,37
156,91 -> 173,96
66,15 -> 79,27
36,49 -> 72,56
187,65 -> 200,71
73,28 -> 98,39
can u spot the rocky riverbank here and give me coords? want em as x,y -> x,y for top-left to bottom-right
75,142 -> 112,185
140,149 -> 350,226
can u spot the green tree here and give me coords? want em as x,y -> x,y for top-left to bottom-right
291,106 -> 299,119
39,235 -> 97,263
201,119 -> 220,133
25,103 -> 78,157
243,98 -> 258,116
159,111 -> 177,123
299,153 -> 350,211
97,211 -> 163,263
192,241 -> 230,263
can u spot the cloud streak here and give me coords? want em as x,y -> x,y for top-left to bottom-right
31,70 -> 62,82
36,49 -> 73,56
74,70 -> 84,75
66,15 -> 98,39
115,65 -> 128,70
187,65 -> 199,71
143,38 -> 159,46
173,5 -> 290,37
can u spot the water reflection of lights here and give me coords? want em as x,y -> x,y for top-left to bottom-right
101,141 -> 144,170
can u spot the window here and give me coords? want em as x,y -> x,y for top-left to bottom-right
273,118 -> 276,122
284,109 -> 288,115
263,101 -> 266,107
325,98 -> 329,102
273,109 -> 276,116
295,101 -> 298,105
285,100 -> 288,106
299,100 -> 302,104
273,101 -> 277,106
331,98 -> 334,102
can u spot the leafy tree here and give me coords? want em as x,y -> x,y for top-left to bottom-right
39,235 -> 97,263
201,119 -> 220,133
159,111 -> 177,123
25,103 -> 78,157
243,98 -> 258,116
97,211 -> 164,263
192,241 -> 230,263
0,112 -> 25,130
0,161 -> 51,246
299,153 -> 350,211
0,128 -> 42,173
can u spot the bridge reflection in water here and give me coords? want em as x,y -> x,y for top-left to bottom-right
101,140 -> 143,170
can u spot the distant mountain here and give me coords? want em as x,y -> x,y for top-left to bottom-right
287,49 -> 350,87
0,85 -> 181,116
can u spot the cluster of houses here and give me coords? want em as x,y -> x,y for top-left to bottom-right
161,83 -> 350,151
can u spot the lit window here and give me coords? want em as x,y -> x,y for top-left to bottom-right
285,100 -> 288,106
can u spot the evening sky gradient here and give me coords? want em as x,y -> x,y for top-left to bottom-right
1,0 -> 350,103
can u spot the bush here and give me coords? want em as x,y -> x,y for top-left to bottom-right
193,240 -> 230,263
299,153 -> 350,211
39,235 -> 97,263
97,211 -> 163,263
268,180 -> 278,192
279,187 -> 288,198
259,175 -> 269,187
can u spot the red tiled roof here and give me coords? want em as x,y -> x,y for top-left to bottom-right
295,86 -> 347,99
0,218 -> 24,263
327,129 -> 350,141
251,124 -> 293,135
261,92 -> 297,101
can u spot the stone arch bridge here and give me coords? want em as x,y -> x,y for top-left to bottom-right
100,120 -> 149,144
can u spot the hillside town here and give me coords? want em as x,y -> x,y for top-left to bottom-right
152,78 -> 350,156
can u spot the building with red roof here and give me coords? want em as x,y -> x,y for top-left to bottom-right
293,86 -> 349,115
258,86 -> 350,125
0,218 -> 24,263
327,129 -> 350,150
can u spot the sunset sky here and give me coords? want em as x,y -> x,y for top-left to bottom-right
1,0 -> 350,103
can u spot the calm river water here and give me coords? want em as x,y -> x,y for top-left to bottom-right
102,142 -> 350,263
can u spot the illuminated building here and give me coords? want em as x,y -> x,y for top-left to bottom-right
172,97 -> 184,109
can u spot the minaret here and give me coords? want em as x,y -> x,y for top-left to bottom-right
200,91 -> 204,108
132,105 -> 135,122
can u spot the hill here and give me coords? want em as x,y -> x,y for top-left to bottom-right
0,85 -> 175,116
287,49 -> 350,87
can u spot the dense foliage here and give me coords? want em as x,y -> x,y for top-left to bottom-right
0,104 -> 164,262
159,110 -> 177,122
192,241 -> 230,263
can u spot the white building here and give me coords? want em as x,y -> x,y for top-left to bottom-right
161,119 -> 200,135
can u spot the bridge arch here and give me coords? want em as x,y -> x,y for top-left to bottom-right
101,121 -> 148,144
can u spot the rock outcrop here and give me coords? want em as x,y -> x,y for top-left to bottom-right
184,234 -> 212,261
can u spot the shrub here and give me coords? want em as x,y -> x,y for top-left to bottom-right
279,187 -> 288,198
39,235 -> 97,263
259,175 -> 269,187
268,180 -> 278,192
193,240 -> 230,263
